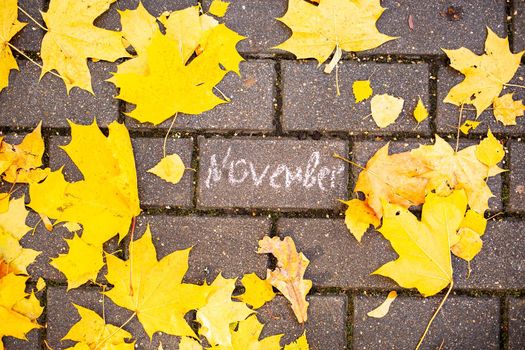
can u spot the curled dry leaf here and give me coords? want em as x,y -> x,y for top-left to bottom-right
0,0 -> 26,92
257,236 -> 312,323
367,291 -> 398,318
370,94 -> 404,128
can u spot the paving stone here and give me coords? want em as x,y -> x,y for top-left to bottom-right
277,218 -> 397,289
351,139 -> 504,212
131,137 -> 194,208
436,66 -> 525,135
509,141 -> 525,213
47,286 -> 179,349
281,61 -> 431,135
513,0 -> 525,52
133,215 -> 270,284
197,137 -> 348,210
453,219 -> 525,290
509,297 -> 525,349
11,0 -> 46,52
202,0 -> 289,55
258,295 -> 348,350
2,328 -> 41,350
126,60 -> 276,132
367,0 -> 507,56
353,294 -> 500,349
0,60 -> 119,129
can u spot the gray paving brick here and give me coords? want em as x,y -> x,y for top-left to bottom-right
46,286 -> 178,349
258,295 -> 348,350
436,66 -> 525,135
197,137 -> 348,210
2,328 -> 41,350
453,219 -> 525,290
281,61 -> 430,135
126,60 -> 276,132
131,137 -> 194,208
0,60 -> 119,129
509,297 -> 525,349
367,0 -> 507,56
202,0 -> 289,55
509,141 -> 525,213
353,294 -> 500,349
351,140 -> 504,212
11,0 -> 45,52
513,0 -> 525,52
277,218 -> 397,289
133,215 -> 270,284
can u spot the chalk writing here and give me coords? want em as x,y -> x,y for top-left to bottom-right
204,147 -> 345,191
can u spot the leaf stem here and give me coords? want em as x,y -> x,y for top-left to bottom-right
128,216 -> 137,297
18,6 -> 48,31
333,153 -> 366,171
504,83 -> 525,89
455,104 -> 464,153
415,280 -> 454,350
94,312 -> 137,350
162,113 -> 178,158
7,42 -> 63,80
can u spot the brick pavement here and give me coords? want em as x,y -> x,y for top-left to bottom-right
1,1 -> 524,349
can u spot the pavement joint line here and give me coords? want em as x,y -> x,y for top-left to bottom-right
501,296 -> 509,350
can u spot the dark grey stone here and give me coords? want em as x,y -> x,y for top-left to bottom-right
512,0 -> 525,52
509,141 -> 525,213
353,294 -> 500,349
509,297 -> 525,349
46,286 -> 179,349
282,61 -> 431,135
197,137 -> 348,210
11,0 -> 45,52
436,66 -> 525,135
133,215 -> 270,284
2,328 -> 41,350
367,0 -> 507,55
0,60 -> 119,129
126,60 -> 276,132
258,295 -> 348,350
277,218 -> 397,289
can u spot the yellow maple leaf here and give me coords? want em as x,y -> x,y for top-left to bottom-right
211,315 -> 282,350
0,0 -> 26,92
352,80 -> 373,103
0,122 -> 49,184
63,304 -> 134,350
105,225 -> 206,339
275,0 -> 396,69
443,27 -> 524,116
40,0 -> 130,93
370,94 -> 404,128
179,337 -> 203,350
0,273 -> 43,347
283,332 -> 309,350
374,190 -> 467,297
367,290 -> 397,318
493,93 -> 525,126
209,0 -> 230,17
340,198 -> 380,242
235,273 -> 275,309
257,236 -> 312,323
413,97 -> 429,123
29,120 -> 140,246
459,120 -> 481,134
475,129 -> 504,167
110,5 -> 244,124
0,196 -> 40,275
147,154 -> 185,184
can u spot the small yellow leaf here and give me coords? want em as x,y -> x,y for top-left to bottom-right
341,199 -> 380,242
460,120 -> 481,134
475,129 -> 504,167
367,290 -> 397,318
370,94 -> 404,128
283,332 -> 309,350
451,228 -> 483,262
235,273 -> 275,309
36,278 -> 46,292
209,0 -> 230,17
413,97 -> 428,123
352,80 -> 373,103
148,154 -> 185,184
459,210 -> 487,236
226,315 -> 282,350
493,93 -> 525,126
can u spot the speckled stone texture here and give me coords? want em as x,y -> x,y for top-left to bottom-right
281,61 -> 430,135
509,141 -> 525,213
353,295 -> 500,349
12,0 -> 45,52
197,137 -> 348,209
126,60 -> 277,132
508,297 -> 525,349
512,0 -> 525,51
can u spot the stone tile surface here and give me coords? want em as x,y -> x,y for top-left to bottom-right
133,215 -> 270,284
513,0 -> 525,51
353,295 -> 500,349
0,61 -> 119,129
282,61 -> 430,135
258,295 -> 348,350
12,0 -> 46,52
509,297 -> 525,349
509,141 -> 525,213
197,137 -> 348,210
436,66 -> 525,135
277,218 -> 397,289
126,61 -> 276,132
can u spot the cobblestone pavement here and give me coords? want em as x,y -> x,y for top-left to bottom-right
1,0 -> 525,349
